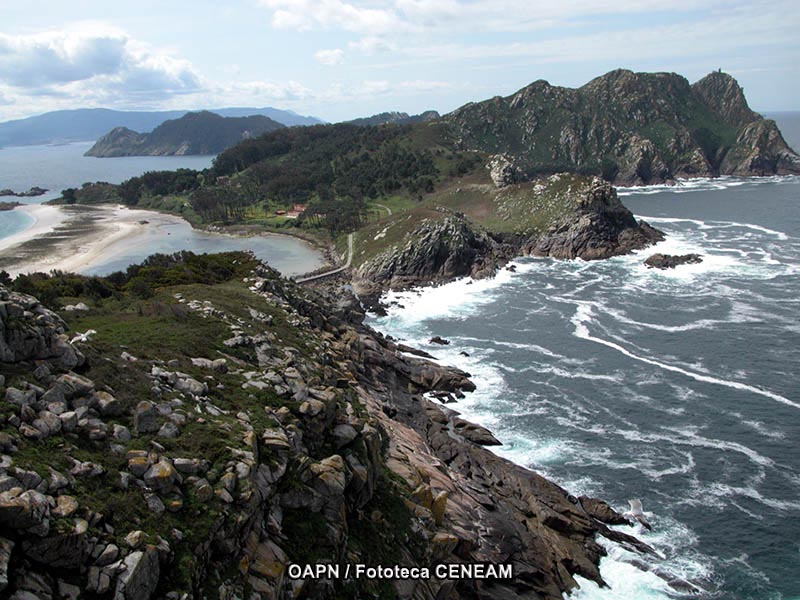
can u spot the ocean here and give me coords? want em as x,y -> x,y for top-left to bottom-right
0,142 -> 324,275
367,113 -> 800,599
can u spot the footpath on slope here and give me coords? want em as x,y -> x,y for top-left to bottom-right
295,232 -> 353,284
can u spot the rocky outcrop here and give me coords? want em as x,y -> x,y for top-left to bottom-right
719,119 -> 800,176
644,253 -> 703,269
0,287 -> 84,369
528,177 -> 664,260
0,264 -> 664,599
486,154 -> 522,188
446,69 -> 800,185
354,209 -> 517,294
355,176 -> 663,296
0,187 -> 48,198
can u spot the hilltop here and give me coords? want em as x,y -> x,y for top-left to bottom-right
85,112 -> 285,158
347,110 -> 441,127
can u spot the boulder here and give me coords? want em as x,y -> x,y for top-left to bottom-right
114,548 -> 160,600
0,490 -> 50,534
644,253 -> 703,269
133,402 -> 159,434
95,391 -> 122,417
143,460 -> 178,493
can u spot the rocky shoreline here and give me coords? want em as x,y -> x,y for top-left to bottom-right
353,176 -> 663,311
0,253 -> 692,599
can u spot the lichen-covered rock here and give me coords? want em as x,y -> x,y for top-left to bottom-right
143,460 -> 179,493
133,401 -> 159,434
0,286 -> 84,369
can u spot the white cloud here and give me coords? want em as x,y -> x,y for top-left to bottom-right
221,80 -> 314,103
348,36 -> 396,55
259,0 -> 738,36
314,48 -> 344,65
0,23 -> 202,101
261,0 -> 401,34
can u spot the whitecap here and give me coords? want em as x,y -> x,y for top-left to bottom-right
569,303 -> 800,411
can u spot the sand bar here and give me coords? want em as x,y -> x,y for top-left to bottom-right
0,204 -> 195,276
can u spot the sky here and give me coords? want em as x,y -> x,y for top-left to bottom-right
1,0 -> 799,123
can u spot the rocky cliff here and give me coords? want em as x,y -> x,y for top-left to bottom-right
85,112 -> 284,157
0,259 -> 671,600
445,69 -> 800,185
355,174 -> 662,296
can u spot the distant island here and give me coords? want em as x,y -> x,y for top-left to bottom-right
85,111 -> 285,157
0,186 -> 48,198
0,106 -> 323,148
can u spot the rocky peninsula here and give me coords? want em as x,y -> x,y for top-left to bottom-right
0,254 -> 676,599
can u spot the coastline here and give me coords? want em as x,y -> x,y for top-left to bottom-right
0,204 -> 324,277
0,203 -> 69,252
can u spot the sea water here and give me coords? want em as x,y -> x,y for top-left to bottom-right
364,114 -> 800,600
368,174 -> 800,599
0,141 -> 214,239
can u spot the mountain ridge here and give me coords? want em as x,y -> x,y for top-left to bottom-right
0,107 -> 323,148
444,69 -> 800,184
84,111 -> 285,157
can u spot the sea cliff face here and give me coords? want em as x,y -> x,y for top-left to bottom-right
445,70 -> 800,185
0,262 -> 656,599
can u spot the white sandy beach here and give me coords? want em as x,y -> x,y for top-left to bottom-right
0,204 -> 68,252
0,204 -> 189,276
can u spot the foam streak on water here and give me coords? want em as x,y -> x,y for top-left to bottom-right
368,177 -> 800,600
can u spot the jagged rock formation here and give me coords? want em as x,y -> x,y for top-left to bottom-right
486,154 -> 522,188
644,253 -> 703,269
355,175 -> 663,295
354,209 -> 516,295
85,111 -> 284,157
445,69 -> 800,184
527,177 -> 664,259
0,260 -> 664,599
0,287 -> 84,370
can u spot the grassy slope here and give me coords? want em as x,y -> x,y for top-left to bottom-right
3,261 -> 426,596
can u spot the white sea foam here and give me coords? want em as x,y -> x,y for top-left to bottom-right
366,205 -> 798,599
617,174 -> 800,196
